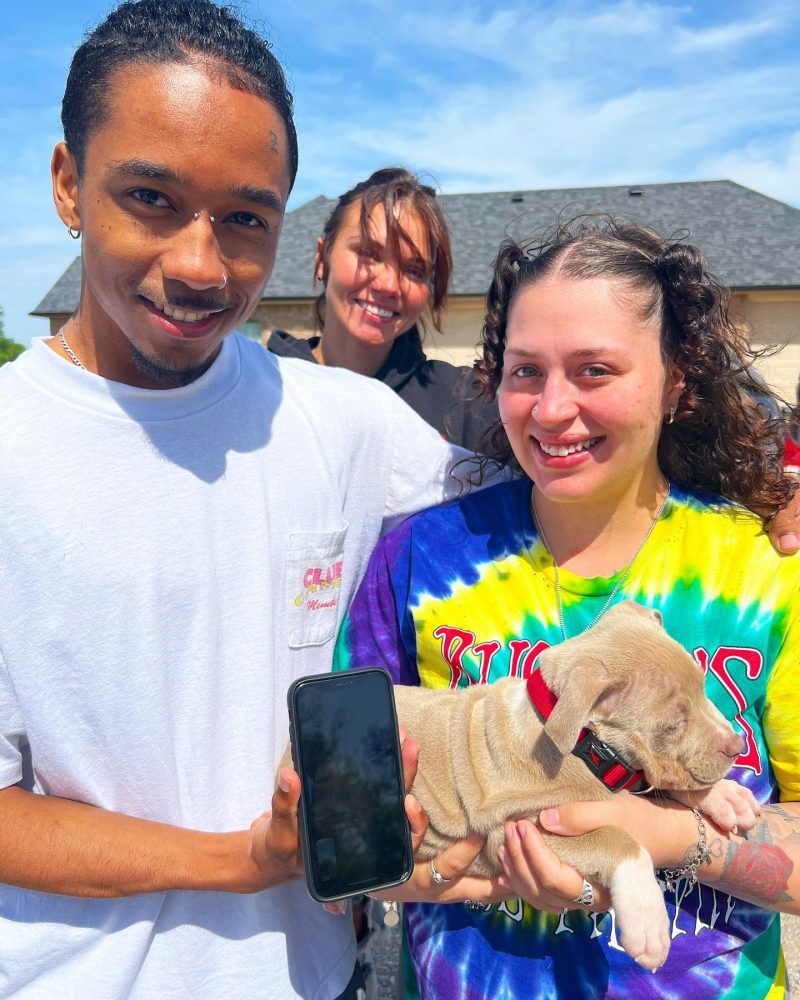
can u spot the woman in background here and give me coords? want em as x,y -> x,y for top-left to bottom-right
268,168 -> 497,452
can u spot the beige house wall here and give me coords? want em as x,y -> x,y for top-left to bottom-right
421,296 -> 485,365
732,291 -> 800,404
255,291 -> 800,403
40,314 -> 70,337
251,300 -> 316,344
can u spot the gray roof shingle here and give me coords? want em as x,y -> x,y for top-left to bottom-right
31,256 -> 82,315
31,181 -> 800,315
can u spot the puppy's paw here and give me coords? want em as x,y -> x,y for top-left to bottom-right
672,780 -> 761,834
611,849 -> 670,971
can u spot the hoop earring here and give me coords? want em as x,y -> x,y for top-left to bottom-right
667,406 -> 676,424
67,225 -> 81,240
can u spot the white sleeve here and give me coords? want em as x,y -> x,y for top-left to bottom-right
0,647 -> 25,789
380,388 -> 474,529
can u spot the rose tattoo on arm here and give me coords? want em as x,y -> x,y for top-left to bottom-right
715,804 -> 800,908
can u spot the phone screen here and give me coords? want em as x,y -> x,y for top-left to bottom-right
289,668 -> 412,901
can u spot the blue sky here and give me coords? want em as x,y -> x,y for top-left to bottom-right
2,0 -> 799,346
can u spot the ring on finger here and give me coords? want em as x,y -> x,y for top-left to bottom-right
429,859 -> 451,885
572,878 -> 595,908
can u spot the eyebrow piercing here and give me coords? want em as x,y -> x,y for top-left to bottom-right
193,211 -> 216,223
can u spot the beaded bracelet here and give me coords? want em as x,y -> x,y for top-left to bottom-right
658,808 -> 712,892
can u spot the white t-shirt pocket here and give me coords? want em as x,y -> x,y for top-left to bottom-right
286,524 -> 348,648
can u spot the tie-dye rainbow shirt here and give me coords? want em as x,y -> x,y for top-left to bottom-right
333,477 -> 800,1000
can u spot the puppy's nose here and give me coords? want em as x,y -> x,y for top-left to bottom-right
721,729 -> 745,759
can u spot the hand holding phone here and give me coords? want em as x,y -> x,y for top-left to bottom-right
287,667 -> 413,902
245,770 -> 304,891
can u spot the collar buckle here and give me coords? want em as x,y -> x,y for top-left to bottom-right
571,730 -> 642,792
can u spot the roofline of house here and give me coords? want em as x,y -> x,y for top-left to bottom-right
290,177 -> 794,213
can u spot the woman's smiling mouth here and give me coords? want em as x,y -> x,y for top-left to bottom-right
536,436 -> 602,457
356,298 -> 397,320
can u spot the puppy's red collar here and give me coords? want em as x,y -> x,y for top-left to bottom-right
526,669 -> 645,793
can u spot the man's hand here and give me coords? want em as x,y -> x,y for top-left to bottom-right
769,485 -> 800,554
246,767 -> 303,891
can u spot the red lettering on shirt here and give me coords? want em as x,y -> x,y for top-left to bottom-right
694,645 -> 764,775
432,626 -> 476,688
508,639 -> 550,678
473,641 -> 501,684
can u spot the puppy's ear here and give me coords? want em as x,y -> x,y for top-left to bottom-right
543,656 -> 624,755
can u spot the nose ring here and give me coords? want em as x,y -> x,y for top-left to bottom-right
218,273 -> 228,289
193,211 -> 216,223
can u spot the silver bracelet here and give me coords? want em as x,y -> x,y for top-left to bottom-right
659,808 -> 713,892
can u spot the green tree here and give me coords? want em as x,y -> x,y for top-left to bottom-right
0,308 -> 25,366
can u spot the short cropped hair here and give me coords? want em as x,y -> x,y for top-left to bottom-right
62,0 -> 298,187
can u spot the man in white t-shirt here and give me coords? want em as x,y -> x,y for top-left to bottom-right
0,2 -> 471,997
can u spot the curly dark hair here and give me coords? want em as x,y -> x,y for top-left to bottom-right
314,167 -> 452,345
473,215 -> 795,517
62,0 -> 298,189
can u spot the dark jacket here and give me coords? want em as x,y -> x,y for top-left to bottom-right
267,328 -> 498,453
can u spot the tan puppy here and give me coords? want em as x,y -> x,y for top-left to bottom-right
393,600 -> 757,971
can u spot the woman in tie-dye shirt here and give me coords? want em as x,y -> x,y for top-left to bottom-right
333,217 -> 799,999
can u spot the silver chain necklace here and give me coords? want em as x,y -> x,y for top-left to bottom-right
531,486 -> 670,641
58,327 -> 86,370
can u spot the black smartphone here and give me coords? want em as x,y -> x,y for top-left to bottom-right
287,667 -> 413,902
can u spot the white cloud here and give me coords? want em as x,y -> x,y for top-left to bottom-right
295,61 -> 799,200
292,0 -> 795,82
699,131 -> 800,206
289,2 -> 800,209
673,15 -> 780,53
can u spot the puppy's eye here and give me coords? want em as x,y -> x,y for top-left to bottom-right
663,717 -> 688,735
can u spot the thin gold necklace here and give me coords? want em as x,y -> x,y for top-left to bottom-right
530,487 -> 670,641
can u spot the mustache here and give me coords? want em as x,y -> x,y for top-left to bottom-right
141,291 -> 230,312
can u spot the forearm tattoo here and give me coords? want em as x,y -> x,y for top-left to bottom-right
712,804 -> 799,908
